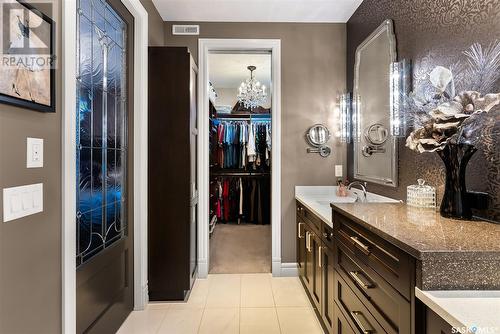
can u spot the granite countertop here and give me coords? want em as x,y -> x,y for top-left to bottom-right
416,288 -> 500,334
330,202 -> 500,260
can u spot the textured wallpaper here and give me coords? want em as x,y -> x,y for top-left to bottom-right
347,0 -> 500,222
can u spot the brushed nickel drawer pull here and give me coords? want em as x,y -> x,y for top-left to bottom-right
350,311 -> 375,333
350,236 -> 371,254
318,246 -> 322,268
306,231 -> 312,252
298,222 -> 304,238
349,271 -> 374,289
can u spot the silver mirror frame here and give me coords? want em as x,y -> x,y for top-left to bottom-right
353,19 -> 398,187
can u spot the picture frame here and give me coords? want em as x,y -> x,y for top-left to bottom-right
0,0 -> 56,112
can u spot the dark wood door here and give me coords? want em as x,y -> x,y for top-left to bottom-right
75,0 -> 134,332
321,245 -> 335,333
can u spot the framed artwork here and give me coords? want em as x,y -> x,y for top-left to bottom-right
0,0 -> 55,112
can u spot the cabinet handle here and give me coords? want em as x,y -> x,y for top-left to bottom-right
350,236 -> 371,254
305,231 -> 309,251
350,311 -> 375,334
298,222 -> 304,239
349,271 -> 374,290
307,232 -> 313,252
318,246 -> 322,268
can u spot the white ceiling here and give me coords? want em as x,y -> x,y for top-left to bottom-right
152,0 -> 363,23
209,53 -> 271,88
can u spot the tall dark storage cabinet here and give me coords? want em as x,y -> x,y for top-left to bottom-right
148,47 -> 198,300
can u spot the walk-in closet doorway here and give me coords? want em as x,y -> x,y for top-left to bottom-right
198,39 -> 282,278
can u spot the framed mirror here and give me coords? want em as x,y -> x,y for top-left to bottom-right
353,19 -> 398,187
306,124 -> 331,147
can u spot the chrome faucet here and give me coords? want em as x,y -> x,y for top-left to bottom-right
347,181 -> 367,202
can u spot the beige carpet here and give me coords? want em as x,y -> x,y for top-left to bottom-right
209,224 -> 271,274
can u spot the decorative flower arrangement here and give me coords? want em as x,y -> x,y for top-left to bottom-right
405,41 -> 500,154
404,41 -> 500,219
405,90 -> 500,153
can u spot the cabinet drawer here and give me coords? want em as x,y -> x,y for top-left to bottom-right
333,303 -> 358,334
335,273 -> 387,334
336,242 -> 411,334
297,201 -> 322,232
333,211 -> 413,300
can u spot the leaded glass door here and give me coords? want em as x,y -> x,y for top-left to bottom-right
75,0 -> 134,332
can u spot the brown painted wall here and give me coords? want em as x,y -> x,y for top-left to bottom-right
164,22 -> 347,262
139,0 -> 165,46
347,0 -> 500,222
0,1 -> 62,333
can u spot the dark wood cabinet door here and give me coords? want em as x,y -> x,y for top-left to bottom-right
322,245 -> 335,333
297,216 -> 306,279
426,308 -> 453,334
304,224 -> 314,295
311,233 -> 322,310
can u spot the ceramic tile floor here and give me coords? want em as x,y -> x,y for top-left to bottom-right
117,274 -> 324,334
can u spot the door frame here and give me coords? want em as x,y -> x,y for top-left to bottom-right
197,39 -> 282,277
62,0 -> 149,332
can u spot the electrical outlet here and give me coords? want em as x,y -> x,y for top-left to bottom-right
335,165 -> 343,177
27,137 -> 43,168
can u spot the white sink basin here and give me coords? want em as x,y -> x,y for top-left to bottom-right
295,186 -> 399,226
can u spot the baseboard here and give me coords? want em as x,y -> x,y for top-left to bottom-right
280,262 -> 299,277
198,260 -> 208,278
134,282 -> 149,311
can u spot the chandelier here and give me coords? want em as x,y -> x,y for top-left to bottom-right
237,65 -> 267,110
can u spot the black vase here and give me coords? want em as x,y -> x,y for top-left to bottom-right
437,143 -> 477,219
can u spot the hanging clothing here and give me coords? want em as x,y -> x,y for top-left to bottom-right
210,176 -> 270,225
247,123 -> 256,163
266,123 -> 271,165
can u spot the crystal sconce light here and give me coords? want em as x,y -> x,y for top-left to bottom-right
352,93 -> 362,143
389,59 -> 411,137
339,93 -> 351,143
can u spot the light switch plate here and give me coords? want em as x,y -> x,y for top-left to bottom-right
335,165 -> 343,177
3,183 -> 43,222
27,137 -> 43,168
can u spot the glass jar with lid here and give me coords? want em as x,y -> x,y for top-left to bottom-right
407,179 -> 436,208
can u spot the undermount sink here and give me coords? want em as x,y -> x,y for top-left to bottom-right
315,199 -> 354,206
313,191 -> 399,206
295,186 -> 399,226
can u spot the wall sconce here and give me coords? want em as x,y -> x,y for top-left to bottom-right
339,93 -> 351,143
390,59 -> 411,137
352,93 -> 361,142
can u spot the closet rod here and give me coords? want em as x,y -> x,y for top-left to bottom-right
211,172 -> 270,177
213,117 -> 271,122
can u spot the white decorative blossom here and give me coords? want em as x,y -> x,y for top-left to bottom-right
429,66 -> 454,95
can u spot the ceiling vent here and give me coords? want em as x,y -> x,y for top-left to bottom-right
172,25 -> 200,35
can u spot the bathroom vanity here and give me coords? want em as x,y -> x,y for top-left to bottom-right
295,186 -> 500,334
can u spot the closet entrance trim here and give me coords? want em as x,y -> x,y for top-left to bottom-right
198,39 -> 282,277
